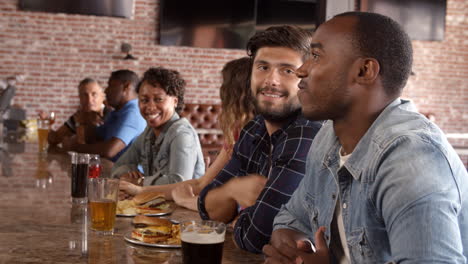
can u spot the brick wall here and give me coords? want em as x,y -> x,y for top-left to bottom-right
401,0 -> 468,165
0,0 -> 467,164
0,0 -> 244,122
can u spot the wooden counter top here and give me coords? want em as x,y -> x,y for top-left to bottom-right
0,142 -> 264,263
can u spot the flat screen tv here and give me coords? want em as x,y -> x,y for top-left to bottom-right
19,0 -> 134,19
159,0 -> 256,49
364,0 -> 446,41
159,0 -> 325,50
256,0 -> 324,32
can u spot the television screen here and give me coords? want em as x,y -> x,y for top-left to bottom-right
159,0 -> 256,49
256,0 -> 323,32
365,0 -> 446,41
19,0 -> 134,19
159,0 -> 324,50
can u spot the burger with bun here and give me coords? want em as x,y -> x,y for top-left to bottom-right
131,215 -> 173,243
133,192 -> 170,214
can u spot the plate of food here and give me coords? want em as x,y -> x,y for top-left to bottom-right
117,193 -> 176,217
124,215 -> 181,248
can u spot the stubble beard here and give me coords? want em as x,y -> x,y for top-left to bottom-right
254,96 -> 301,123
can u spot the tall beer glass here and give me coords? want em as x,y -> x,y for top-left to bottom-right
70,152 -> 90,204
37,119 -> 50,153
88,178 -> 119,235
181,220 -> 226,264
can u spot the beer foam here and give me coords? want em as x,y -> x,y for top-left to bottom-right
181,231 -> 225,244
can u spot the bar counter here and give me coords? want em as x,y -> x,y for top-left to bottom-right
0,141 -> 265,263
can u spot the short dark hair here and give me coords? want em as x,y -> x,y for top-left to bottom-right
335,12 -> 413,95
136,67 -> 186,113
109,69 -> 139,91
246,25 -> 313,60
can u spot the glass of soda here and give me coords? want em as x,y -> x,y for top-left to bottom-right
69,152 -> 90,204
181,220 -> 226,264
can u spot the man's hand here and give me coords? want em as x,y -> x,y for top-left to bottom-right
84,111 -> 104,126
263,227 -> 330,264
74,111 -> 104,127
263,229 -> 305,264
61,136 -> 78,151
37,110 -> 48,120
226,174 -> 267,208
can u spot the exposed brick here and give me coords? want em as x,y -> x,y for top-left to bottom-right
0,0 -> 466,160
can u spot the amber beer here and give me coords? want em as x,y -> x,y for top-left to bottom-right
37,119 -> 50,153
88,178 -> 119,235
37,128 -> 49,152
90,199 -> 117,232
181,221 -> 226,264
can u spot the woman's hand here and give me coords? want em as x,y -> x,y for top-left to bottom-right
119,179 -> 143,197
172,183 -> 195,202
120,171 -> 145,185
172,183 -> 199,211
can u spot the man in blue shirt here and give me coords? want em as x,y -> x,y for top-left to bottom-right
263,12 -> 468,263
65,70 -> 146,162
197,26 -> 322,253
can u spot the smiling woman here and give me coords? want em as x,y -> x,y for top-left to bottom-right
138,82 -> 178,137
111,67 -> 205,187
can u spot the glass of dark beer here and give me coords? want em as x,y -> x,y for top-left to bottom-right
181,220 -> 226,264
69,152 -> 90,204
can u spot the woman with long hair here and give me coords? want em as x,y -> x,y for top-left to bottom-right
120,57 -> 255,211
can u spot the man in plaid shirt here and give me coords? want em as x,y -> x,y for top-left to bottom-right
198,25 -> 322,253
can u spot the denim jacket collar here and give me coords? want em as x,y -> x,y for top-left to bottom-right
323,98 -> 413,181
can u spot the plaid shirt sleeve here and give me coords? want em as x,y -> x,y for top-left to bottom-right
198,143 -> 244,219
198,119 -> 260,220
233,125 -> 316,253
198,118 -> 321,254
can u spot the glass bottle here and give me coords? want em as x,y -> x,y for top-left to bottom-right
88,154 -> 101,179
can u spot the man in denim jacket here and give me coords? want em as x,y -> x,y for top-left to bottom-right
263,12 -> 468,263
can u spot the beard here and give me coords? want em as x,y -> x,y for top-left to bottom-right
254,94 -> 301,123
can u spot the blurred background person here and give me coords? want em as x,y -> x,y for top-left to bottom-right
43,78 -> 111,146
119,57 -> 255,211
112,67 -> 205,190
63,70 -> 146,162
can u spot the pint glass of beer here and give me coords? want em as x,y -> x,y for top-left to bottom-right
37,119 -> 50,153
181,220 -> 226,264
88,178 -> 119,235
70,152 -> 90,204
